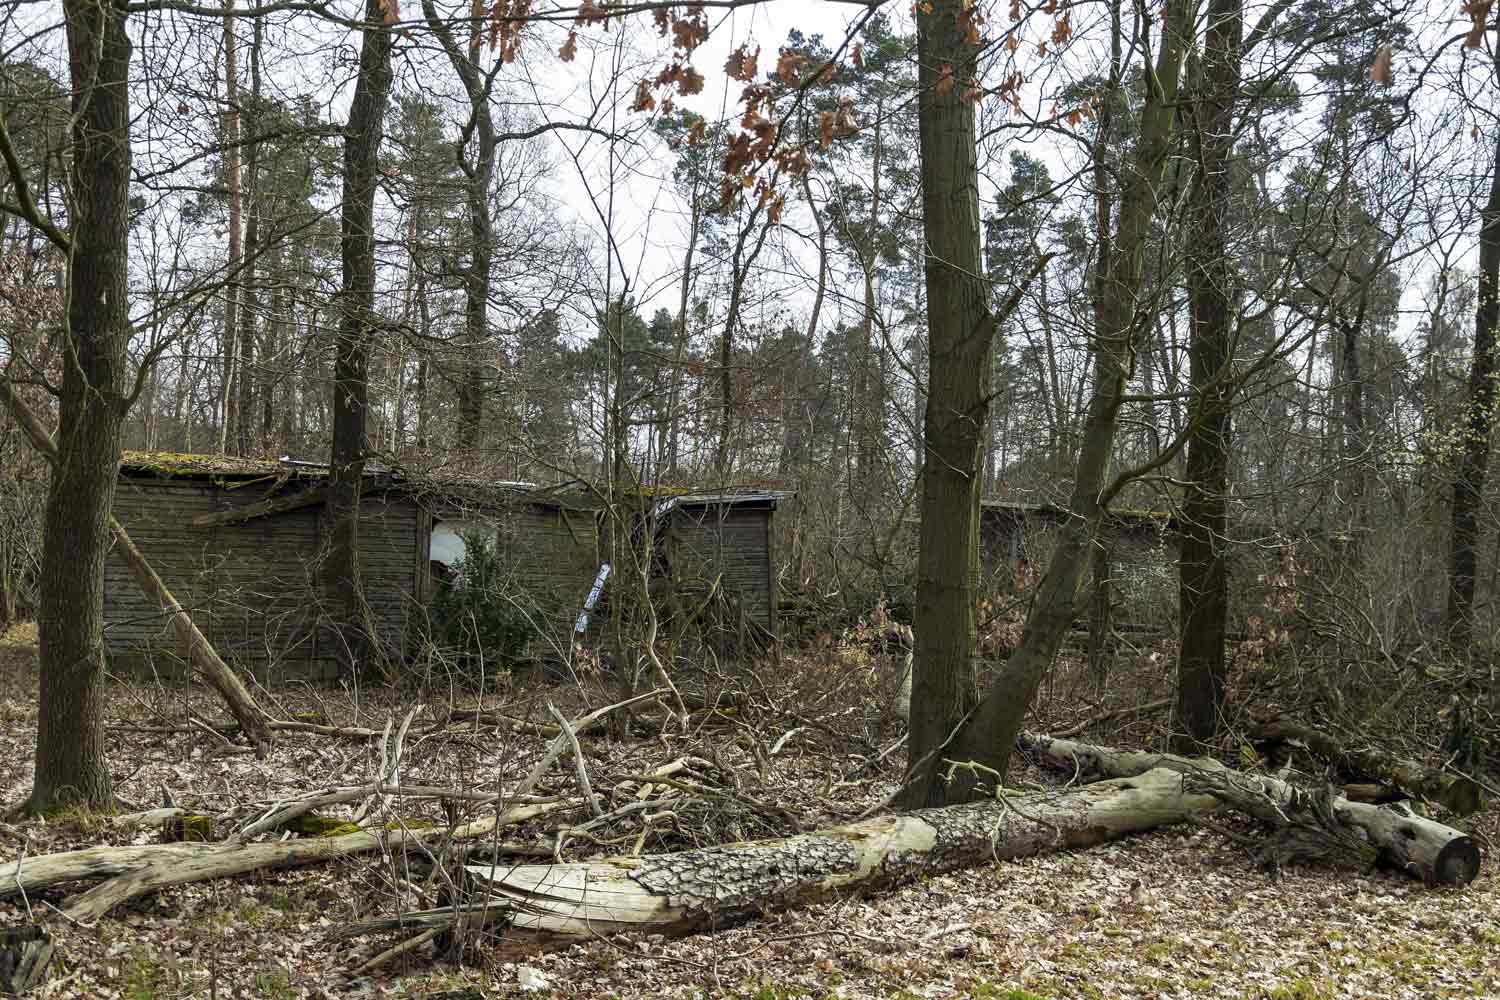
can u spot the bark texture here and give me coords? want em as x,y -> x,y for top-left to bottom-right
903,0 -> 994,807
1018,733 -> 1480,886
29,0 -> 135,811
1446,126 -> 1500,646
326,0 -> 394,671
471,769 -> 1218,946
1176,0 -> 1243,751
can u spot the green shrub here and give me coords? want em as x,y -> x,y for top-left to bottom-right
427,529 -> 537,677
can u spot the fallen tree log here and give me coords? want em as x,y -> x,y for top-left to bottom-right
0,799 -> 574,924
1250,719 -> 1483,816
1017,732 -> 1480,886
463,768 -> 1220,949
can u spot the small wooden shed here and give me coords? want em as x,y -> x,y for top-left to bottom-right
104,453 -> 788,677
655,491 -> 784,633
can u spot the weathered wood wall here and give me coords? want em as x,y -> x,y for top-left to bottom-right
499,505 -> 600,627
666,506 -> 776,631
106,476 -> 421,680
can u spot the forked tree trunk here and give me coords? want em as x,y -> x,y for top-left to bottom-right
470,769 -> 1218,947
327,0 -> 393,671
934,0 -> 1200,794
28,0 -> 136,812
1176,0 -> 1242,751
423,0 -> 496,451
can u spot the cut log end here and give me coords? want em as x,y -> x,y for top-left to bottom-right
1433,836 -> 1481,888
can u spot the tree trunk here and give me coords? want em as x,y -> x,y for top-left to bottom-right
219,0 -> 241,455
933,1 -> 1198,795
1018,733 -> 1480,886
1251,719 -> 1483,816
326,0 -> 393,672
1446,126 -> 1500,647
1175,0 -> 1242,752
901,0 -> 993,807
0,378 -> 277,754
471,769 -> 1218,947
235,1 -> 263,458
1088,543 -> 1113,689
424,0 -> 495,452
27,0 -> 135,812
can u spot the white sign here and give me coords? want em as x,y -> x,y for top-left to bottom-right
574,563 -> 612,633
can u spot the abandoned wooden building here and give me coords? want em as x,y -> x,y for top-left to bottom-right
104,453 -> 788,679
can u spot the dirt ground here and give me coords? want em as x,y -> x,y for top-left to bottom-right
0,623 -> 1496,1000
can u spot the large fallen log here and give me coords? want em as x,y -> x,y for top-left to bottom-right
463,768 -> 1220,948
1250,719 -> 1483,816
1017,732 -> 1480,886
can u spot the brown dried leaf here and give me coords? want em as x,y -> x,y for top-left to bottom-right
852,42 -> 864,70
630,79 -> 656,113
1462,1 -> 1492,47
671,9 -> 709,54
1370,44 -> 1393,86
724,44 -> 760,82
776,48 -> 806,85
558,31 -> 578,62
935,62 -> 956,96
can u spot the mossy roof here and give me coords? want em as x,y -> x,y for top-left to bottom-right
120,450 -> 308,479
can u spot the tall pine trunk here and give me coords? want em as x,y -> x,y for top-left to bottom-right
29,0 -> 133,811
218,0 -> 241,454
1447,127 -> 1500,647
326,0 -> 393,672
1176,0 -> 1242,751
235,1 -> 263,458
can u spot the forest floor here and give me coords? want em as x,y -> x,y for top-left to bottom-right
0,622 -> 1496,1000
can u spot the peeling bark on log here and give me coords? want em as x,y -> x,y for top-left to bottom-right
1250,719 -> 1483,816
465,769 -> 1220,948
1018,733 -> 1480,886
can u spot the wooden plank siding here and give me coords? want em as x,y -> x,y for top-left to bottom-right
665,506 -> 777,632
428,503 -> 601,635
106,477 -> 331,679
106,476 -> 422,680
